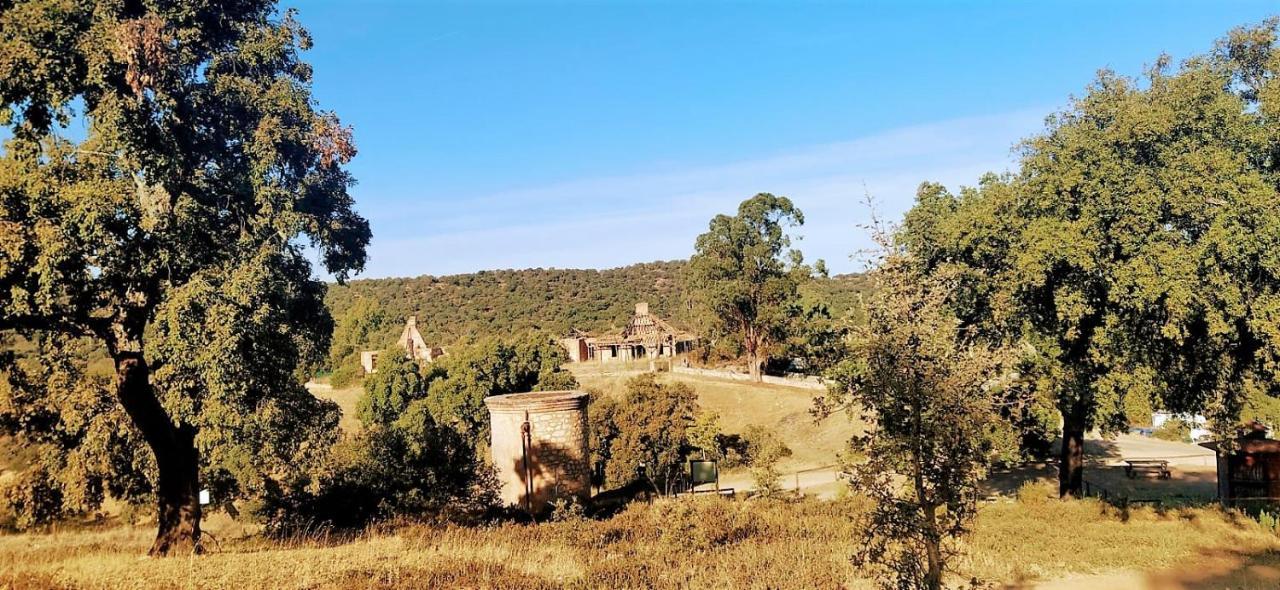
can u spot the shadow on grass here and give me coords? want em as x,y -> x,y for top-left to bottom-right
982,462 -> 1057,498
1146,547 -> 1280,590
999,547 -> 1280,590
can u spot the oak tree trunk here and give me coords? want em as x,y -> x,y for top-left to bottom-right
1058,410 -> 1085,499
114,351 -> 202,556
922,502 -> 944,590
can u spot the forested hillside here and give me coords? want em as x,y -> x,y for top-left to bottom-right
322,260 -> 869,381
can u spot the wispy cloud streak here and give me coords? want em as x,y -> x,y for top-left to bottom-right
358,107 -> 1047,278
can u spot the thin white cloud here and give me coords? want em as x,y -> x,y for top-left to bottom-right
358,107 -> 1048,278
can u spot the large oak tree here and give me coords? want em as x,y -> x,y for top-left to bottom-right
0,1 -> 368,554
901,20 -> 1280,497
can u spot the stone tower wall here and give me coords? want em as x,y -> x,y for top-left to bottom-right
485,390 -> 590,513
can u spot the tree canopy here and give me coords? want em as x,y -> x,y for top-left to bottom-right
687,194 -> 823,381
900,19 -> 1280,496
0,1 -> 369,554
420,335 -> 577,443
358,347 -> 430,428
590,374 -> 700,493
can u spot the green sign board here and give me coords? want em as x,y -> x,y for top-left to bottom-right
690,460 -> 718,486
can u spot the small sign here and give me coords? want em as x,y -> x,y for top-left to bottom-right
198,489 -> 210,505
690,460 -> 718,486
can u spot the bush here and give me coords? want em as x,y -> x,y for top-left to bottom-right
587,391 -> 620,490
1153,418 -> 1192,443
328,361 -> 362,389
1015,481 -> 1055,506
0,469 -> 64,530
741,425 -> 792,496
254,405 -> 496,534
358,348 -> 432,427
596,374 -> 699,493
424,335 -> 577,443
549,496 -> 587,523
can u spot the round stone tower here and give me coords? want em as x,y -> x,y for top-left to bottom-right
485,390 -> 590,513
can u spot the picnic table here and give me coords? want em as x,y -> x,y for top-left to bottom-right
1124,459 -> 1171,479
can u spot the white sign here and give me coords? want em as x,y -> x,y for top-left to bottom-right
198,489 -> 210,505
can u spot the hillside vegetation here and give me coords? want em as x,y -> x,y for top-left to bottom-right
322,261 -> 869,383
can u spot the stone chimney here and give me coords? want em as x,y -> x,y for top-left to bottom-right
635,302 -> 649,316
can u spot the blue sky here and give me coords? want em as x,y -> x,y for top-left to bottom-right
292,0 -> 1279,278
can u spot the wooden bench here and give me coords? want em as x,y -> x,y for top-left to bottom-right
1124,459 -> 1171,479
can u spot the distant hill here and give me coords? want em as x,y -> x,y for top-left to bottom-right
322,260 -> 869,380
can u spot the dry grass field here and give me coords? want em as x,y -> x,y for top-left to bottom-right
305,380 -> 363,434
3,485 -> 1280,589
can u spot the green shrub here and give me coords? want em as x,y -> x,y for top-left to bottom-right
741,425 -> 792,497
1153,418 -> 1192,443
0,469 -> 64,530
329,360 -> 362,389
358,349 -> 432,427
594,374 -> 699,492
254,407 -> 496,534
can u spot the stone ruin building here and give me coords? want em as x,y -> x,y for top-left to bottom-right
560,302 -> 697,363
485,390 -> 591,513
360,315 -> 444,374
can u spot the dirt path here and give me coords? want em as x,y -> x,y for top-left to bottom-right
716,465 -> 843,497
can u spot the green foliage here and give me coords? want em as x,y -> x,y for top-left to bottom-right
587,390 -> 620,489
593,374 -> 700,493
322,261 -> 868,380
144,249 -> 344,511
423,335 -> 576,442
328,362 -> 362,390
820,242 -> 1020,590
1152,419 -> 1192,443
548,496 -> 587,523
1244,389 -> 1280,431
0,468 -> 63,531
0,339 -> 152,529
0,0 -> 368,551
687,194 -> 821,380
357,349 -> 432,428
1256,509 -> 1280,535
328,298 -> 393,378
899,20 -> 1280,493
326,262 -> 694,350
740,425 -> 792,497
687,411 -> 725,461
255,406 -> 495,533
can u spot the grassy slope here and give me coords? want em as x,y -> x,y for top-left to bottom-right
305,381 -> 363,434
3,489 -> 1279,589
569,364 -> 858,472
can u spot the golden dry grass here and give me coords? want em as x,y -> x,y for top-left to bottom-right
306,382 -> 364,434
5,488 -> 1280,589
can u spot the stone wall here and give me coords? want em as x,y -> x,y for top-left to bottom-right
485,390 -> 590,514
670,366 -> 828,390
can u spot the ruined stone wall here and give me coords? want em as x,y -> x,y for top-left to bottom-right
485,391 -> 590,514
